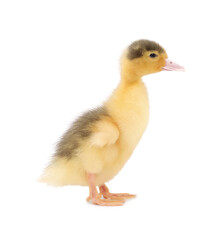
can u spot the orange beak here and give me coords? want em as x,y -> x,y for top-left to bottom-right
162,59 -> 185,72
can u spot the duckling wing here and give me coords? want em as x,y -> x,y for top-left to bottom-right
89,117 -> 119,147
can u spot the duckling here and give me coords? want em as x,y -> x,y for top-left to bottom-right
40,39 -> 184,206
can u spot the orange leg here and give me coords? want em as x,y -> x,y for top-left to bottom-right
99,184 -> 136,201
86,173 -> 124,206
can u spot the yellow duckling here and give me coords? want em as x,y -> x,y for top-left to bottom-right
40,39 -> 184,206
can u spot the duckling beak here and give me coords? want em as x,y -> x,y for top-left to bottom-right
162,59 -> 185,71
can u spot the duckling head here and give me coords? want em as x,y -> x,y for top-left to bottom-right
121,39 -> 184,82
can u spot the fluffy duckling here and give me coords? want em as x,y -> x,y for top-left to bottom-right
40,39 -> 184,206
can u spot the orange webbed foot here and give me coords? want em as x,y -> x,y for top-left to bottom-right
86,173 -> 125,206
99,184 -> 136,201
87,195 -> 124,206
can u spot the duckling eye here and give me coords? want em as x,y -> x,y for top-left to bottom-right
149,53 -> 158,58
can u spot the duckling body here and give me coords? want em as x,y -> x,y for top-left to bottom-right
40,39 -> 184,206
40,81 -> 149,186
98,80 -> 149,185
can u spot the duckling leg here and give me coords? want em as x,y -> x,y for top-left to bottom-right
99,184 -> 136,201
86,173 -> 124,206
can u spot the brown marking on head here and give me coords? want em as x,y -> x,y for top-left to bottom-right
127,39 -> 165,60
55,106 -> 109,159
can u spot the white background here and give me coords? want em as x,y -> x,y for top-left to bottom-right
0,0 -> 221,239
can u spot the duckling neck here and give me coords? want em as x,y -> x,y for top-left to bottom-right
107,76 -> 149,118
120,68 -> 141,84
